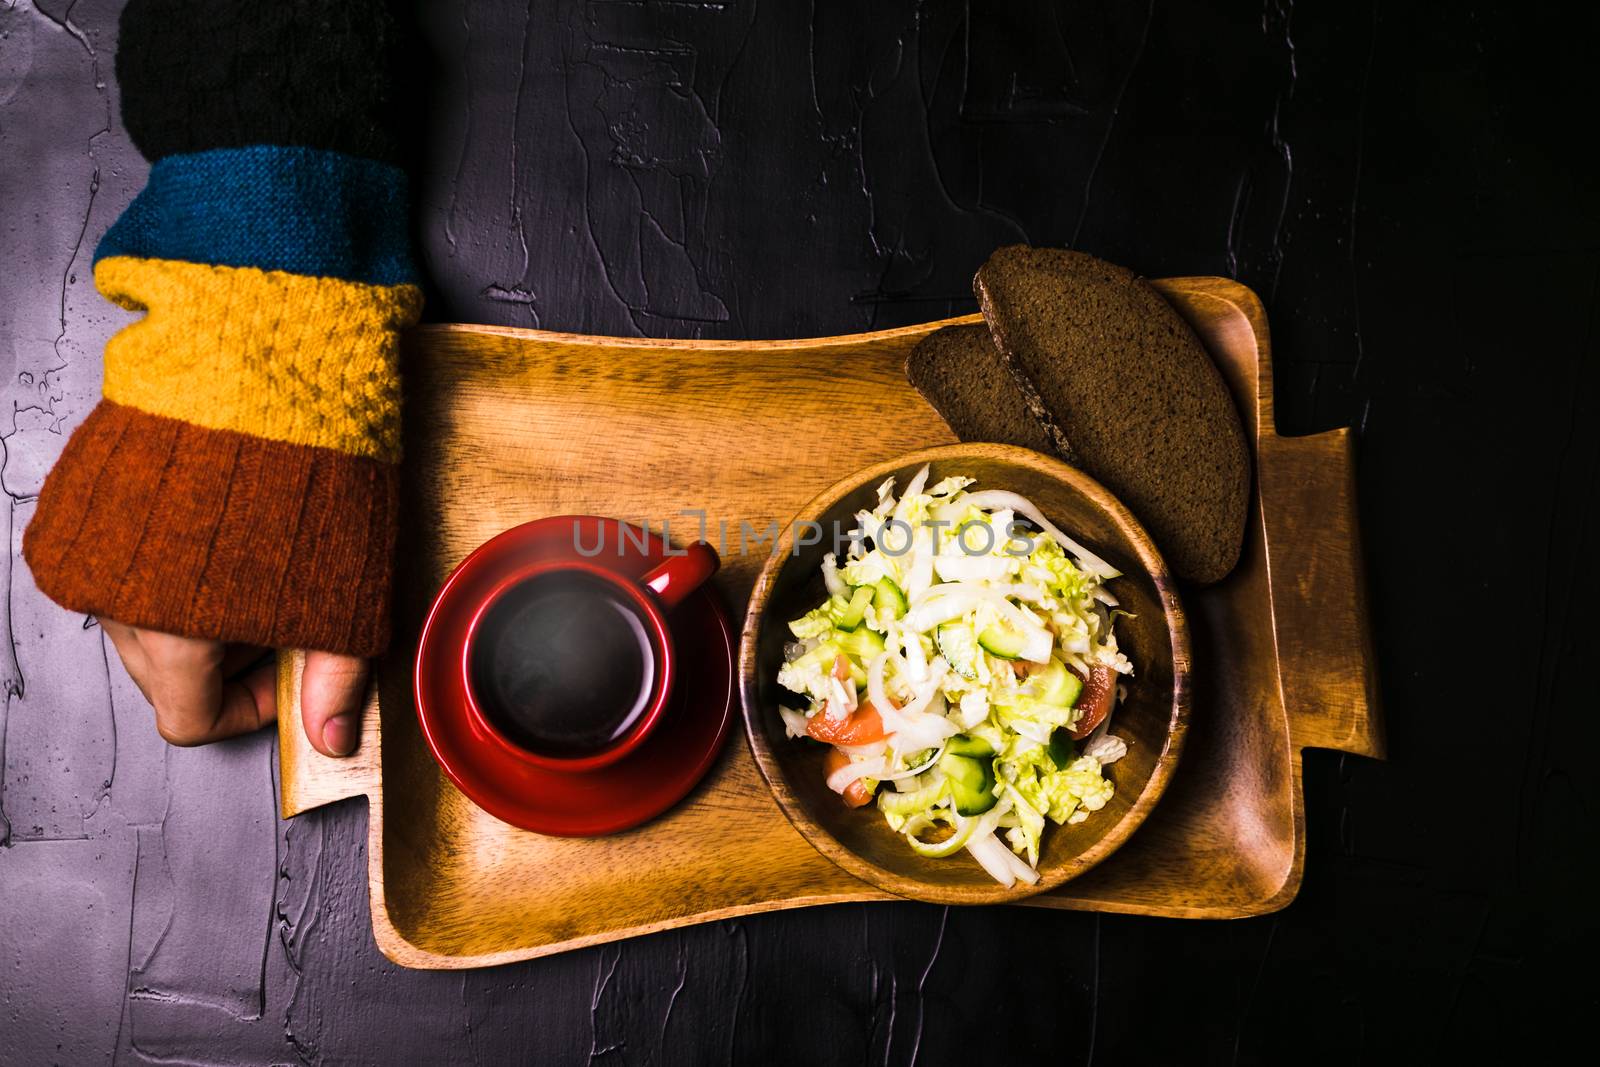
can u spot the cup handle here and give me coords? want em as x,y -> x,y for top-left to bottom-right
639,541 -> 720,610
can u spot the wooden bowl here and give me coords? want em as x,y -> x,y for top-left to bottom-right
739,443 -> 1191,904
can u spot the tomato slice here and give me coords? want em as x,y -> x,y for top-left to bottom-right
1068,664 -> 1117,739
807,699 -> 886,746
824,746 -> 874,808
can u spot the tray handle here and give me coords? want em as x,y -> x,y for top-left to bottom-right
276,650 -> 383,818
1261,427 -> 1386,759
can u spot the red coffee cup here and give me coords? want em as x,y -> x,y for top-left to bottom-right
457,541 -> 719,774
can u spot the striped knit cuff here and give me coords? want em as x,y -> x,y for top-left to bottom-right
25,0 -> 420,657
24,402 -> 398,656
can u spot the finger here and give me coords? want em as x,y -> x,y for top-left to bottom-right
213,659 -> 278,739
157,657 -> 274,747
156,658 -> 275,747
137,633 -> 231,746
299,652 -> 369,758
143,632 -> 276,745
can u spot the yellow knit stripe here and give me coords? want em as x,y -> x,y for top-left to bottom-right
94,256 -> 422,462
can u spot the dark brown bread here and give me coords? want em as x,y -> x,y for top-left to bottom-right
973,246 -> 1250,584
905,324 -> 1071,461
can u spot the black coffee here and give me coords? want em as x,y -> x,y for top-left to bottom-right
469,572 -> 656,758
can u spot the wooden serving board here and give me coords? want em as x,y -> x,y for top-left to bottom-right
276,277 -> 1383,969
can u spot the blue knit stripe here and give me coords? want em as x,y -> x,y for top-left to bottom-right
94,145 -> 416,287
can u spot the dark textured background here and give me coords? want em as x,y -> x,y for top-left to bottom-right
2,1 -> 1596,1063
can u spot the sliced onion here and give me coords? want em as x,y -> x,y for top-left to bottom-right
826,755 -> 885,793
1001,841 -> 1041,884
912,580 -> 1045,607
1015,625 -> 1054,665
825,675 -> 856,718
965,832 -> 1017,887
956,692 -> 988,730
903,526 -> 935,602
822,552 -> 846,598
902,591 -> 985,633
869,652 -> 957,751
900,463 -> 931,509
880,778 -> 945,814
886,702 -> 960,752
933,552 -> 1010,583
778,707 -> 811,738
906,581 -> 981,609
960,490 -> 1120,578
889,719 -> 953,753
931,497 -> 969,525
876,745 -> 945,781
890,721 -> 958,754
904,808 -> 977,858
902,625 -> 928,683
1092,586 -> 1120,607
867,651 -> 894,720
851,511 -> 879,553
839,739 -> 887,759
904,586 -> 1050,651
898,660 -> 947,718
889,701 -> 957,754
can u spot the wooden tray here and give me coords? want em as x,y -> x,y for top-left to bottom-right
276,277 -> 1383,969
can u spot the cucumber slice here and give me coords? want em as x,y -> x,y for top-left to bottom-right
1048,728 -> 1075,771
1031,658 -> 1083,707
831,585 -> 874,631
837,627 -> 886,662
977,620 -> 1028,659
872,577 -> 908,618
938,751 -> 998,816
935,622 -> 980,679
979,619 -> 1053,662
937,751 -> 985,788
952,779 -> 998,817
966,721 -> 1005,754
944,733 -> 996,759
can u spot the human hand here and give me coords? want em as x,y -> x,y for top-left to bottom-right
99,620 -> 366,757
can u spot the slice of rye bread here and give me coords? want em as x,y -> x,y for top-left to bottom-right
905,324 -> 1074,462
973,245 -> 1251,584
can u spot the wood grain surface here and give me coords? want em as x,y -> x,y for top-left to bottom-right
276,276 -> 1381,968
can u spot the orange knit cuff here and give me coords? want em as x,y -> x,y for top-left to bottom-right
23,400 -> 397,656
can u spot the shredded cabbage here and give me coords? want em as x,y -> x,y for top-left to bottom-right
775,468 -> 1134,887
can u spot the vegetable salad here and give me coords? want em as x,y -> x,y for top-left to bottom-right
776,467 -> 1132,888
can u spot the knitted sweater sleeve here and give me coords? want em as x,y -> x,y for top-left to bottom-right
22,0 -> 420,657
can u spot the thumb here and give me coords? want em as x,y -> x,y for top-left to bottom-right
300,651 -> 370,758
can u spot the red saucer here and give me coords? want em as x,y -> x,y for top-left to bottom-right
414,516 -> 735,836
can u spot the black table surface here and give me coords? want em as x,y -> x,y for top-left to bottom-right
1,1 -> 1594,1063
